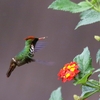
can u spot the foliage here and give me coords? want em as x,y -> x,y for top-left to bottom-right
49,45 -> 100,100
48,0 -> 100,99
48,0 -> 100,29
49,87 -> 63,100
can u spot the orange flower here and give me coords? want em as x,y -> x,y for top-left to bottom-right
58,62 -> 80,82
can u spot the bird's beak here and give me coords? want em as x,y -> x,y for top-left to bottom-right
39,36 -> 48,40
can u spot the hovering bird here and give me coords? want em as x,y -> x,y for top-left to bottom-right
6,36 -> 47,77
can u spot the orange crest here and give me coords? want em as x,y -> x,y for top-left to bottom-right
25,36 -> 35,40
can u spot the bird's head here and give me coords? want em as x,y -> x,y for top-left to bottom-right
25,36 -> 47,45
25,36 -> 35,41
25,36 -> 47,40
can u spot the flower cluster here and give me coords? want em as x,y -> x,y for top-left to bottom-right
58,62 -> 80,82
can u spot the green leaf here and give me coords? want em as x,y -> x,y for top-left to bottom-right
81,85 -> 96,96
73,47 -> 94,77
98,74 -> 100,78
48,0 -> 92,13
81,85 -> 99,99
74,71 -> 92,85
93,68 -> 100,74
49,87 -> 63,100
73,47 -> 94,85
96,49 -> 100,64
78,1 -> 92,10
80,80 -> 100,99
75,9 -> 100,29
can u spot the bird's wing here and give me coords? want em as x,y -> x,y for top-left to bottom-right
34,59 -> 55,66
34,41 -> 46,52
24,57 -> 35,63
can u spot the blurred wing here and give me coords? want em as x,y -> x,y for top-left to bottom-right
34,41 -> 46,52
35,59 -> 55,66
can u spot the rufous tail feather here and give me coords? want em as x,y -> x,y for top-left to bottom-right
6,60 -> 17,77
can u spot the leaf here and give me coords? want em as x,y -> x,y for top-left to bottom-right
98,74 -> 100,78
80,79 -> 100,98
49,87 -> 63,100
73,47 -> 94,85
78,1 -> 92,10
96,49 -> 100,64
81,85 -> 98,99
48,0 -> 92,13
81,85 -> 95,96
80,80 -> 100,99
93,68 -> 100,74
75,9 -> 100,29
73,47 -> 94,77
74,71 -> 92,85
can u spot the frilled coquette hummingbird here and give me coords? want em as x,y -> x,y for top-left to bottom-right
6,36 -> 47,78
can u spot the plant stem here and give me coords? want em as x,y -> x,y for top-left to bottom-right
86,0 -> 100,12
85,81 -> 99,89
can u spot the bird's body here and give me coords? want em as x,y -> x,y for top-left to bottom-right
6,36 -> 46,77
14,38 -> 38,66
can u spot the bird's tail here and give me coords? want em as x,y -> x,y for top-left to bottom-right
6,60 -> 17,78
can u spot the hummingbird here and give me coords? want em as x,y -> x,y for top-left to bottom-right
6,36 -> 47,77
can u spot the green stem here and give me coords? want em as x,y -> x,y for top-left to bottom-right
86,0 -> 100,12
86,0 -> 94,6
83,81 -> 99,89
98,76 -> 100,87
88,80 -> 100,87
85,83 -> 98,89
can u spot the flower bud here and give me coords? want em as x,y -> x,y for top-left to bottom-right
94,35 -> 100,41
